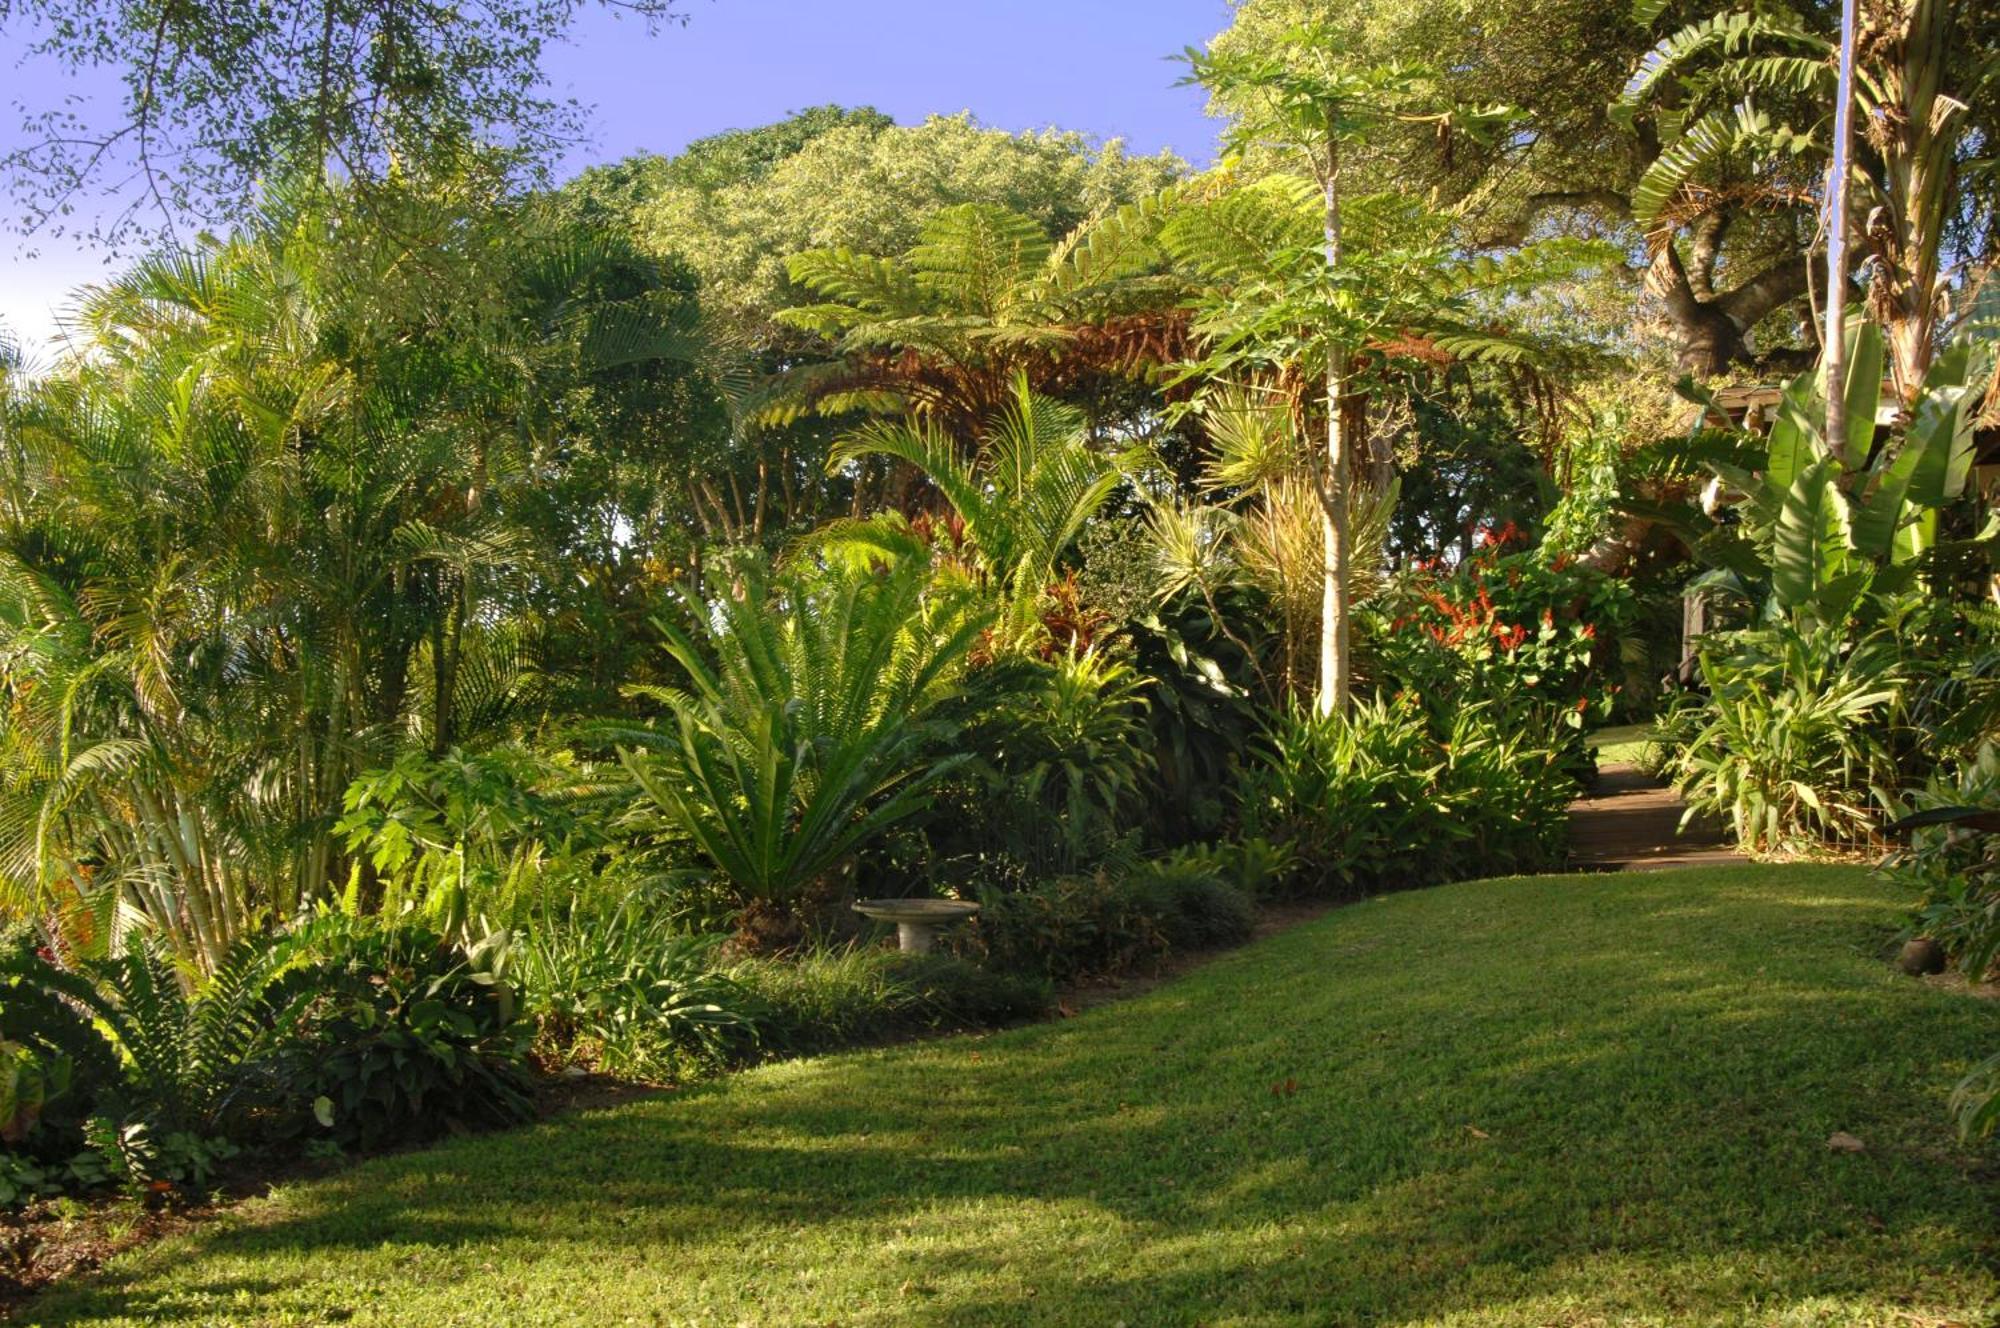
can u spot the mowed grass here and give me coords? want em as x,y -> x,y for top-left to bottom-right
1589,722 -> 1657,767
24,865 -> 1999,1327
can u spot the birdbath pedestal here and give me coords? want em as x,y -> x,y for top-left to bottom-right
852,899 -> 980,954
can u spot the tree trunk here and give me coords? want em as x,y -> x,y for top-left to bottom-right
1823,0 -> 1859,447
1647,243 -> 1812,377
1318,143 -> 1352,716
1870,0 -> 1962,400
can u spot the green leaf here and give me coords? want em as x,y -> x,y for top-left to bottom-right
1771,459 -> 1853,613
1903,341 -> 1979,507
1821,320 -> 1884,468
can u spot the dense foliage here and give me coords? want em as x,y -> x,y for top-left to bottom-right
2,0 -> 1995,1225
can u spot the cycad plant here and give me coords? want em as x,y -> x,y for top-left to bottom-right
620,556 -> 990,934
0,932 -> 301,1170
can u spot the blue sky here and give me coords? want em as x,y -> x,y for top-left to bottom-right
1,0 -> 1230,354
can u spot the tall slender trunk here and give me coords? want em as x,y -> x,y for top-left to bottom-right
1318,140 -> 1352,716
1822,0 -> 1859,449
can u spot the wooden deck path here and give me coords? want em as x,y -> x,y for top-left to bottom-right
1567,763 -> 1741,872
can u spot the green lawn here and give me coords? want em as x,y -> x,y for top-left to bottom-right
1589,722 -> 1657,766
25,865 -> 1998,1326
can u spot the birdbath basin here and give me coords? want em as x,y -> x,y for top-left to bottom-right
852,898 -> 980,954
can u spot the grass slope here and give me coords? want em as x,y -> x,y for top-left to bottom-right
25,865 -> 1998,1326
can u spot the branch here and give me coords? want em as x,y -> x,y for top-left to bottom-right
1687,212 -> 1729,300
1644,241 -> 1704,323
1475,189 -> 1631,246
1715,253 -> 1812,330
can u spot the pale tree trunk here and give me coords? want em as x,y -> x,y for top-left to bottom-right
1318,141 -> 1352,716
1823,0 -> 1859,448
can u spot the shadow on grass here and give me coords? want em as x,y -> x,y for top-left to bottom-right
32,865 -> 2000,1326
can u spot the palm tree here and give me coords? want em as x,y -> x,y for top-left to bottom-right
0,180 -> 687,968
815,379 -> 1138,651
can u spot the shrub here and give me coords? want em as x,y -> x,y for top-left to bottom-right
267,919 -> 536,1151
1242,695 -> 1574,896
1165,835 -> 1300,902
1671,623 -> 1903,852
1885,743 -> 2000,980
2,939 -> 289,1127
1437,708 -> 1575,876
970,874 -> 1170,982
1370,541 -> 1634,779
967,850 -> 1260,983
1124,853 -> 1257,951
937,650 -> 1155,876
515,907 -> 751,1079
335,744 -> 611,939
731,949 -> 1046,1057
1951,1052 -> 2000,1140
1882,745 -> 2000,1141
1121,595 -> 1263,847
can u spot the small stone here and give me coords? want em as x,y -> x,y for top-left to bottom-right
1827,1131 -> 1866,1153
1897,937 -> 1946,976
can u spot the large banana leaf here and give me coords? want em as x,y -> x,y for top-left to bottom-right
1771,458 -> 1854,614
1902,341 -> 1979,509
1819,320 -> 1884,469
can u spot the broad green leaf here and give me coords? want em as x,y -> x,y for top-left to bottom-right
1762,369 -> 1823,511
1819,320 -> 1883,468
1852,435 -> 1925,559
1771,458 -> 1853,612
1904,341 -> 1978,506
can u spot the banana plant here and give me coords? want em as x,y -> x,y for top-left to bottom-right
1653,318 -> 1991,625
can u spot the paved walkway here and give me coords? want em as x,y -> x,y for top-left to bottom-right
1568,763 -> 1740,872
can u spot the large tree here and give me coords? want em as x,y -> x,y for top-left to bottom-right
1176,28 -> 1583,713
1206,0 -> 1996,379
633,111 -> 1187,349
0,0 -> 692,246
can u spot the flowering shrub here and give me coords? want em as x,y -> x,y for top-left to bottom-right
1369,532 -> 1635,761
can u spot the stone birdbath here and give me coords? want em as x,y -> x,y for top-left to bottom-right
852,898 -> 979,954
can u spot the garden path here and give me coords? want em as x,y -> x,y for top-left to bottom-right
1567,763 -> 1739,871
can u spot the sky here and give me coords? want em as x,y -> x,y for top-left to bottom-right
0,0 -> 1231,356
